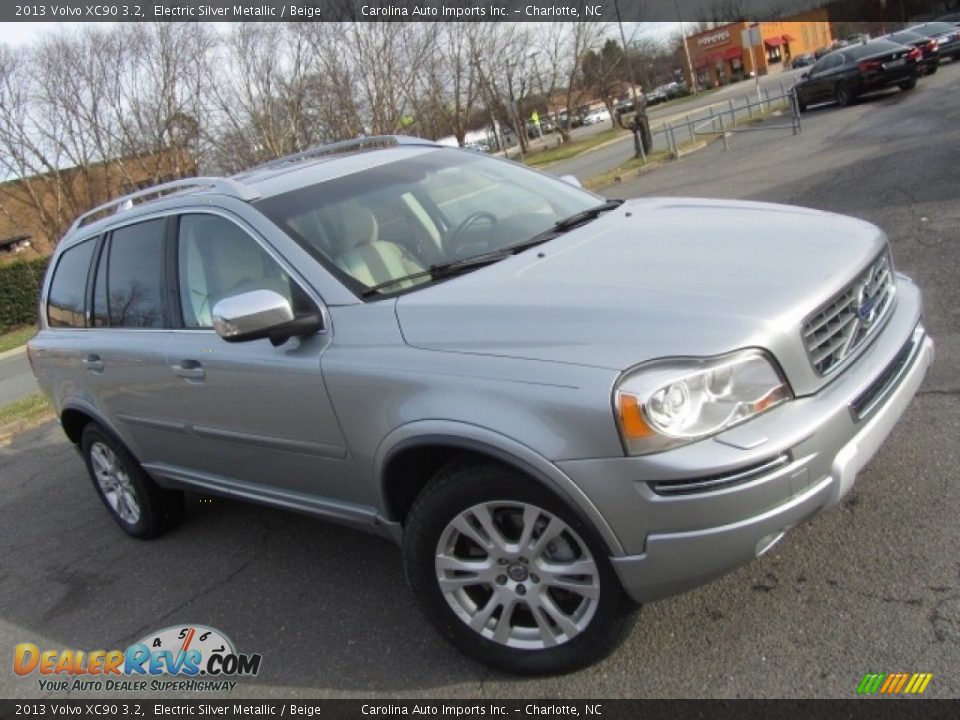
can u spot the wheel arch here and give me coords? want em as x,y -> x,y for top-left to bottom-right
60,400 -> 124,448
375,421 -> 625,556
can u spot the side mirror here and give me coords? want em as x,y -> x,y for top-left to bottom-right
559,174 -> 582,188
801,71 -> 810,79
212,289 -> 322,346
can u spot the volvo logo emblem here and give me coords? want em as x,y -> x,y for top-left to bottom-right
854,282 -> 880,327
507,563 -> 529,582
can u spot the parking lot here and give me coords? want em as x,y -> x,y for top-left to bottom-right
1,61 -> 958,700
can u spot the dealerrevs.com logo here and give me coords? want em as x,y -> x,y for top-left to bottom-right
14,625 -> 262,692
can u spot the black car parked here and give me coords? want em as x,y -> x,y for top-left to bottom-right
882,30 -> 941,74
907,22 -> 960,61
792,41 -> 922,111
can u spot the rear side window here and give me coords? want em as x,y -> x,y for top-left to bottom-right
106,219 -> 167,328
47,239 -> 96,328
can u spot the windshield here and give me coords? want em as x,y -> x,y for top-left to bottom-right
888,31 -> 922,43
254,148 -> 601,298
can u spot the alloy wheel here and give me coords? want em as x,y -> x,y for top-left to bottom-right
89,441 -> 141,525
435,501 -> 600,650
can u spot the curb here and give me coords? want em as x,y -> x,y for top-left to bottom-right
531,132 -> 633,170
586,136 -> 720,191
0,345 -> 28,362
585,160 -> 669,191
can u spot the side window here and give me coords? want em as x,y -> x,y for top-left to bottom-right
809,58 -> 828,75
177,214 -> 296,329
107,218 -> 168,328
47,238 -> 96,328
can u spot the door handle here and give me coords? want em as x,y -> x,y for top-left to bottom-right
171,359 -> 205,381
82,354 -> 104,372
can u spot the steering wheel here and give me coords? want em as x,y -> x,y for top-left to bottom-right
449,211 -> 498,248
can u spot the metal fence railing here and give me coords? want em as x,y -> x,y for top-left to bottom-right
646,84 -> 801,160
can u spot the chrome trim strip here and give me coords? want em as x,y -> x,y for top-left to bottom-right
650,453 -> 792,496
115,414 -> 188,434
145,463 -> 377,527
190,424 -> 347,459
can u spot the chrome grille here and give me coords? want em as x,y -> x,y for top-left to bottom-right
803,251 -> 895,376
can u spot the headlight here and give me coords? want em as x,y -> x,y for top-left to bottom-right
615,349 -> 792,455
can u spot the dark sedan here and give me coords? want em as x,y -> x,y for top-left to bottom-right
908,22 -> 960,61
792,41 -> 922,111
881,30 -> 941,74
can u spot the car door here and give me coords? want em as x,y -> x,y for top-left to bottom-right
82,217 -> 194,468
160,211 -> 354,509
820,54 -> 847,99
804,56 -> 832,102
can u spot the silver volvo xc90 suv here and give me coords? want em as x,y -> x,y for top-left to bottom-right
28,136 -> 933,674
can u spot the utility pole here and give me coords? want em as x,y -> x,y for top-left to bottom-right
675,3 -> 697,93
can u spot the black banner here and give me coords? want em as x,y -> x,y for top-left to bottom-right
2,700 -> 960,720
1,0 -> 953,23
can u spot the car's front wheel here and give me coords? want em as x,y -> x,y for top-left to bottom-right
899,78 -> 918,91
835,81 -> 854,107
81,423 -> 184,539
403,461 -> 636,675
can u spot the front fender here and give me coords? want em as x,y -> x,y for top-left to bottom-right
374,420 -> 625,556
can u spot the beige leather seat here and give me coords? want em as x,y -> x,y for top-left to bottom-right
181,216 -> 290,327
333,203 -> 424,289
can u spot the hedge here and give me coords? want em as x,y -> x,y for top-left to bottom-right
0,257 -> 49,335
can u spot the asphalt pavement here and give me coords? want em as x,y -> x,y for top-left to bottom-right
547,67 -> 808,183
1,61 -> 958,700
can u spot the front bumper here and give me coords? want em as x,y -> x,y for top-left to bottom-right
558,277 -> 932,603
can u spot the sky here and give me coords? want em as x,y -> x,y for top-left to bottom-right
0,21 -> 124,47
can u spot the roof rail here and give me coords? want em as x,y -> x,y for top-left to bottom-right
69,176 -> 260,233
247,135 -> 438,173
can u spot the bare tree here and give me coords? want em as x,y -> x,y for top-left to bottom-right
582,39 -> 629,129
414,22 -> 488,146
551,22 -> 609,144
338,22 -> 435,136
471,24 -> 540,153
0,24 -> 211,248
205,23 -> 319,172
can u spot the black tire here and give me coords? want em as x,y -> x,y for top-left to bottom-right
835,81 -> 854,107
81,423 -> 184,539
403,461 -> 636,675
899,78 -> 918,91
925,63 -> 938,76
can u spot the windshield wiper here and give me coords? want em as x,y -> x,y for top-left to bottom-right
361,200 -> 625,298
552,199 -> 624,232
360,254 -> 505,297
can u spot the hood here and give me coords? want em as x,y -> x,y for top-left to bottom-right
396,197 -> 887,394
